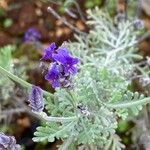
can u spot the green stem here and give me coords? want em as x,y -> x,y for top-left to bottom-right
106,97 -> 150,108
36,111 -> 77,122
68,90 -> 77,107
60,137 -> 73,150
44,116 -> 77,122
0,66 -> 53,97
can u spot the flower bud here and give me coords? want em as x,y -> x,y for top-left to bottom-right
133,19 -> 144,30
28,85 -> 44,112
24,28 -> 41,43
0,133 -> 21,150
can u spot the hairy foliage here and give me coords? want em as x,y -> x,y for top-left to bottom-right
0,45 -> 28,103
0,45 -> 15,101
33,8 -> 150,149
0,45 -> 28,126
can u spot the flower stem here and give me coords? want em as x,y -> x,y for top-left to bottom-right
0,66 -> 53,97
68,90 -> 77,107
106,97 -> 150,108
60,137 -> 73,150
36,111 -> 77,122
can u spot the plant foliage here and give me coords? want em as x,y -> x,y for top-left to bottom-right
0,4 -> 150,149
0,45 -> 15,101
32,8 -> 150,149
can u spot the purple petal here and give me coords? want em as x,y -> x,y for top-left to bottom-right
63,66 -> 69,74
70,66 -> 78,74
45,64 -> 60,88
40,42 -> 56,60
57,47 -> 69,55
45,63 -> 60,89
72,57 -> 79,65
52,47 -> 70,63
66,56 -> 79,65
51,80 -> 60,88
52,53 -> 67,64
45,73 -> 51,81
49,42 -> 56,50
40,51 -> 52,60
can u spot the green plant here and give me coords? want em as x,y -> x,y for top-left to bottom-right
3,18 -> 13,28
0,7 -> 150,150
0,45 -> 15,101
0,45 -> 27,126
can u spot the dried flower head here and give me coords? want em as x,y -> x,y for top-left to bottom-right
24,28 -> 41,42
0,133 -> 21,150
28,85 -> 44,112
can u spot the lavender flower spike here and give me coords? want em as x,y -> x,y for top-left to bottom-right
28,85 -> 44,112
0,133 -> 21,150
24,28 -> 41,42
41,43 -> 79,89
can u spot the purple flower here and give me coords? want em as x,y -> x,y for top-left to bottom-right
41,42 -> 79,89
0,133 -> 21,150
40,42 -> 56,61
28,85 -> 44,112
45,63 -> 60,88
53,47 -> 79,74
24,28 -> 41,42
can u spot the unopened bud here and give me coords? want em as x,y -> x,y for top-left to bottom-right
133,19 -> 144,30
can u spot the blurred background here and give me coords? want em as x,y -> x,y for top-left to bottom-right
0,0 -> 150,149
